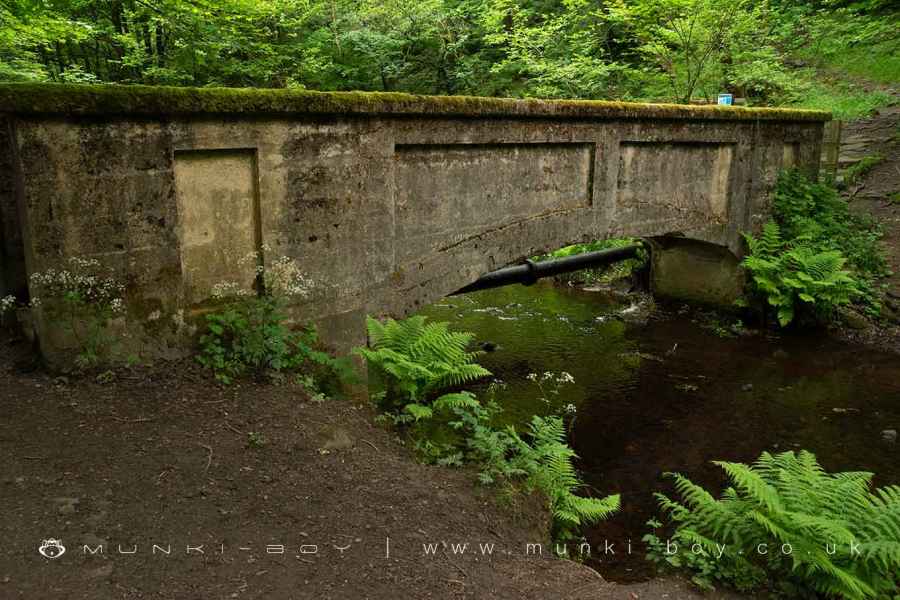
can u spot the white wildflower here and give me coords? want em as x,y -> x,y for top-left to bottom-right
0,295 -> 17,315
564,403 -> 577,414
265,255 -> 313,298
211,281 -> 253,299
557,371 -> 575,384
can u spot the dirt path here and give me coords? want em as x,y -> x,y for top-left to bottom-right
0,339 -> 746,600
839,99 -> 900,348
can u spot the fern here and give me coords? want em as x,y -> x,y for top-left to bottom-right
355,315 -> 491,418
357,318 -> 617,540
650,450 -> 900,599
742,215 -> 859,326
741,170 -> 887,326
511,416 -> 620,539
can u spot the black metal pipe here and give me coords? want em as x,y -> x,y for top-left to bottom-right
451,244 -> 643,295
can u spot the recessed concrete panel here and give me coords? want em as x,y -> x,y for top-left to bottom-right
783,143 -> 800,168
616,141 -> 734,230
174,149 -> 260,304
394,142 -> 594,259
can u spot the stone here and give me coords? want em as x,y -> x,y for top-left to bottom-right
882,429 -> 897,443
741,383 -> 754,392
53,497 -> 80,514
841,309 -> 870,330
321,427 -> 354,451
86,564 -> 114,579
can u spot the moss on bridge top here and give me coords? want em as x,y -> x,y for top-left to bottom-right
0,83 -> 831,122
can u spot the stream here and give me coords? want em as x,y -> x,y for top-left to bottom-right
417,281 -> 900,582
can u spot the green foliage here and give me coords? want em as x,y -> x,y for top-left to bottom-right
535,238 -> 648,285
743,222 -> 857,326
786,5 -> 900,86
845,154 -> 885,187
246,431 -> 267,448
197,254 -> 352,387
648,450 -> 900,599
198,295 -> 350,387
356,318 -> 617,539
741,170 -> 887,326
794,78 -> 895,121
644,518 -> 766,592
633,0 -> 786,103
3,0 -> 894,107
446,396 -> 619,539
514,415 -> 620,538
354,315 -> 491,422
773,3 -> 899,116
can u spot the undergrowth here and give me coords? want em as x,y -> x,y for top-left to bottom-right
197,253 -> 353,392
645,450 -> 900,599
25,257 -> 125,368
740,170 -> 888,326
792,78 -> 894,121
356,315 -> 618,540
845,154 -> 885,187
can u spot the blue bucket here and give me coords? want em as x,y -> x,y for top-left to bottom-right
717,93 -> 734,106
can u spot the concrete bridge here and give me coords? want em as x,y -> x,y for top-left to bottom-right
0,84 -> 828,361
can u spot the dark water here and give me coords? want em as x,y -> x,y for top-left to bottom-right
418,282 -> 900,582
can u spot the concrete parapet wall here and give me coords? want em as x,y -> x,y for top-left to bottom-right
0,84 -> 828,362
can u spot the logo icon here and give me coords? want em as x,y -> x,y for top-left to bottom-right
38,539 -> 66,559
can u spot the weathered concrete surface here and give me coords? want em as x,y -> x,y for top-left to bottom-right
649,237 -> 746,307
0,84 -> 828,362
0,118 -> 27,301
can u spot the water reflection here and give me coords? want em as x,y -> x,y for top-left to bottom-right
419,281 -> 900,581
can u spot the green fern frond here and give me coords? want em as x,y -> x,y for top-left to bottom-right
356,315 -> 491,414
714,460 -> 784,513
433,391 -> 480,412
652,450 -> 900,599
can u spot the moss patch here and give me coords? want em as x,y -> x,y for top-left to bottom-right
0,83 -> 830,122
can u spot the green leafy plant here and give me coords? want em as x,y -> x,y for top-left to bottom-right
771,170 -> 887,281
514,415 -> 620,539
444,375 -> 619,540
354,315 -> 491,423
648,450 -> 900,599
356,318 -> 617,539
644,517 -> 766,592
197,253 -> 352,387
27,257 -> 126,367
741,171 -> 887,326
742,222 -> 857,326
845,154 -> 885,187
246,431 -> 267,448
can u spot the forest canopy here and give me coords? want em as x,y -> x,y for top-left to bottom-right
1,0 -> 897,109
